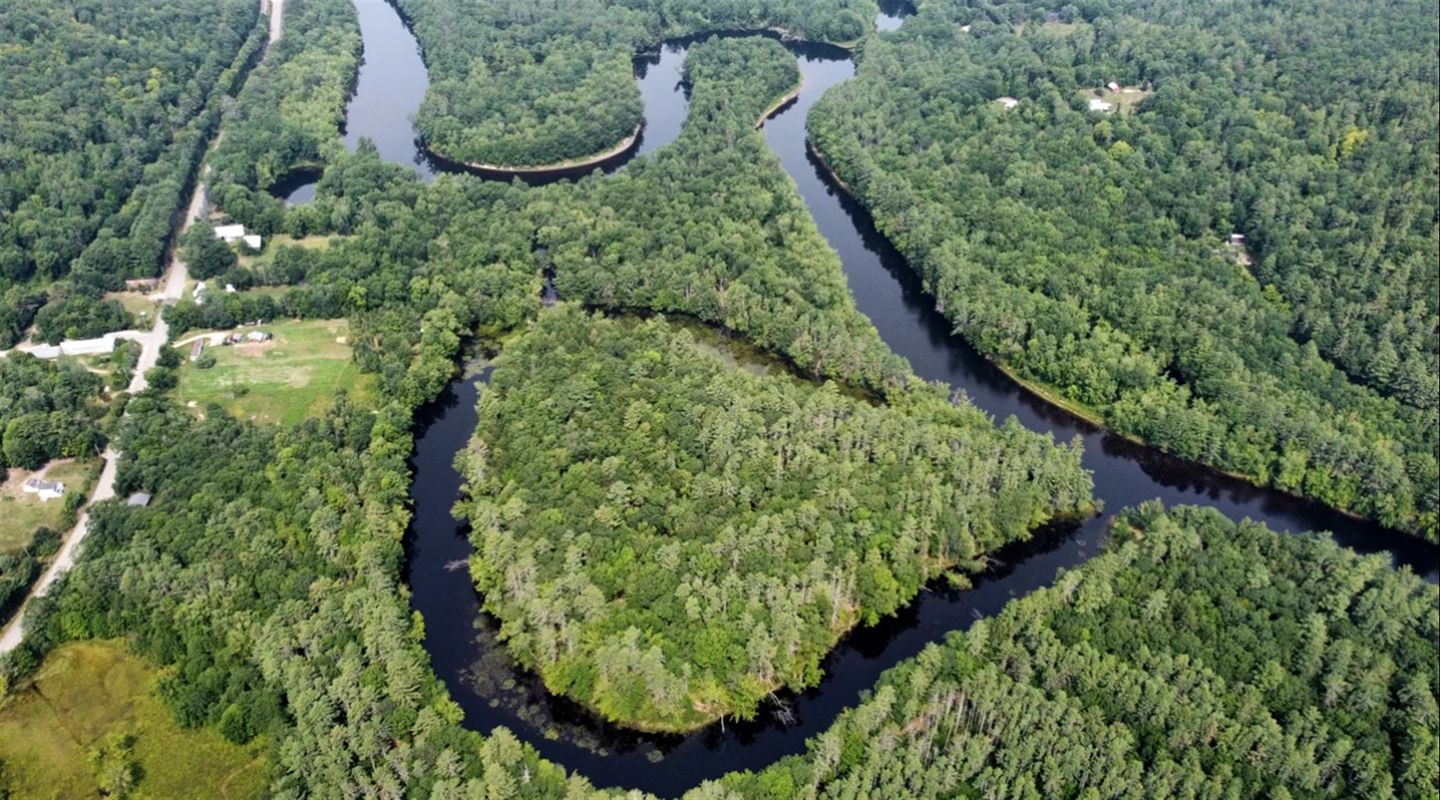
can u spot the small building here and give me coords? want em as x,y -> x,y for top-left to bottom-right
1228,233 -> 1246,246
1044,11 -> 1061,23
126,492 -> 152,508
225,283 -> 237,294
23,479 -> 65,502
125,277 -> 159,291
1107,81 -> 1121,93
190,340 -> 205,360
997,96 -> 1020,110
959,24 -> 972,32
1089,97 -> 1114,113
214,224 -> 247,243
242,234 -> 263,250
245,331 -> 273,343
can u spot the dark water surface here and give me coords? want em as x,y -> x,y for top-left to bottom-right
358,1 -> 1440,794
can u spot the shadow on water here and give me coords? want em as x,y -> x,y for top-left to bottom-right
367,0 -> 1439,794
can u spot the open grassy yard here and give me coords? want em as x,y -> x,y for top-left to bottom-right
0,640 -> 266,799
237,232 -> 338,269
174,319 -> 374,425
0,459 -> 99,554
102,291 -> 161,326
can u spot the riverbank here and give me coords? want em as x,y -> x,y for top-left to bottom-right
424,123 -> 644,180
803,137 -> 1431,543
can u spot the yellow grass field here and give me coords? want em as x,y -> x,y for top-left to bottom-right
0,641 -> 266,799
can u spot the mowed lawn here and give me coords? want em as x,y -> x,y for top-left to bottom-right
0,641 -> 266,799
0,459 -> 100,554
175,319 -> 373,425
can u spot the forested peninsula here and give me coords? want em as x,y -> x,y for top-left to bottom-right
394,0 -> 877,168
458,308 -> 1091,731
809,0 -> 1439,537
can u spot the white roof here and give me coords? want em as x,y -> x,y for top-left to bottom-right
1089,98 -> 1114,112
214,224 -> 246,241
242,234 -> 262,249
997,97 -> 1019,109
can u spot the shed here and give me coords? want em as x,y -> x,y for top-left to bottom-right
23,479 -> 65,502
214,224 -> 246,243
997,97 -> 1020,109
1089,97 -> 1114,112
242,234 -> 263,250
126,492 -> 153,507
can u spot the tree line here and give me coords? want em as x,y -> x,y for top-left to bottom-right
808,0 -> 1438,537
712,503 -> 1439,799
0,0 -> 265,346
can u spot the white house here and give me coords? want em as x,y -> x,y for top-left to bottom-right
1089,97 -> 1114,113
997,96 -> 1020,109
242,234 -> 263,250
1107,81 -> 1121,92
23,479 -> 65,502
214,224 -> 247,244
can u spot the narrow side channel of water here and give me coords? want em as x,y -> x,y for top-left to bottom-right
360,0 -> 1437,795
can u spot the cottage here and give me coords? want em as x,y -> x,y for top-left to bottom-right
126,492 -> 152,508
245,331 -> 273,343
997,96 -> 1020,109
1107,81 -> 1121,93
1089,97 -> 1114,113
214,224 -> 247,244
22,479 -> 64,502
242,234 -> 263,250
1228,233 -> 1246,246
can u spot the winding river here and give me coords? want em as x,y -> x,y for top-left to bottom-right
313,0 -> 1440,794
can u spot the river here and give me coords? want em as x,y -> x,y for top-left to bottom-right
334,0 -> 1439,794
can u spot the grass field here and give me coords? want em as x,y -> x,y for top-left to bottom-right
237,233 -> 337,269
0,641 -> 266,799
174,319 -> 373,426
0,459 -> 99,554
102,291 -> 161,325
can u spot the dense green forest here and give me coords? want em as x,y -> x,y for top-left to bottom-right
208,0 -> 362,230
458,308 -> 1091,730
809,0 -> 1440,537
540,36 -> 909,391
0,0 -> 264,346
395,0 -> 877,166
716,503 -> 1440,799
0,356 -> 107,476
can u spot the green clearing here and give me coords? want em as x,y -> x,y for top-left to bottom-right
174,319 -> 374,425
103,291 -> 161,324
237,232 -> 338,269
0,459 -> 99,554
0,640 -> 266,800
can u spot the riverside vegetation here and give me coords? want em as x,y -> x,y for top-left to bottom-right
457,308 -> 1092,731
394,0 -> 878,167
719,504 -> 1440,800
0,2 -> 1436,799
808,0 -> 1440,538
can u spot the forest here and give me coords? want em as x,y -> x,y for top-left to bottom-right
207,0 -> 362,231
458,308 -> 1091,730
394,0 -> 877,167
1,0 -> 1435,797
718,503 -> 1440,799
809,0 -> 1439,537
0,0 -> 263,346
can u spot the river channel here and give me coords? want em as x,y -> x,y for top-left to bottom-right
317,0 -> 1440,794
